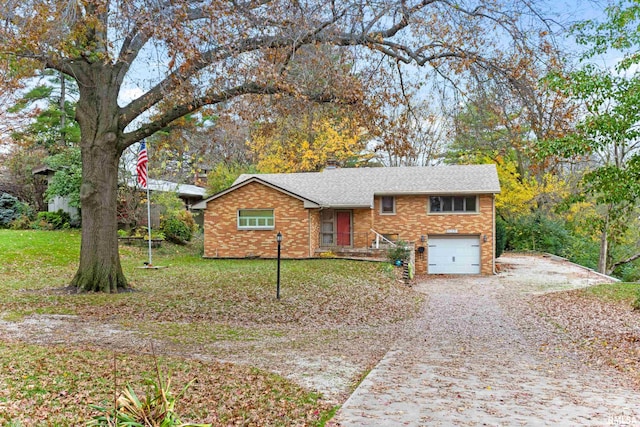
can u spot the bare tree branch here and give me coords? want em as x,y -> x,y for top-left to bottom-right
120,14 -> 349,127
608,252 -> 640,275
120,77 -> 357,151
120,81 -> 284,150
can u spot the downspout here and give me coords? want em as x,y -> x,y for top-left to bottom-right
308,209 -> 312,257
492,193 -> 497,275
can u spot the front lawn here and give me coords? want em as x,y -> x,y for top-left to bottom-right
0,230 -> 421,425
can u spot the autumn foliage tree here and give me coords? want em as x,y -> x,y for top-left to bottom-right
373,94 -> 449,166
250,111 -> 368,172
0,0 -> 560,292
248,45 -> 372,172
447,78 -> 576,256
541,1 -> 640,274
543,68 -> 640,274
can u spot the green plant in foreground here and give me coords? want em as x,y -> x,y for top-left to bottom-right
89,355 -> 210,427
161,211 -> 197,244
386,240 -> 410,263
89,381 -> 208,427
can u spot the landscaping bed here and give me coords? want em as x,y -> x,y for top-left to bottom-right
118,236 -> 164,248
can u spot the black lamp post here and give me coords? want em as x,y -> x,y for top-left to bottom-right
276,231 -> 282,300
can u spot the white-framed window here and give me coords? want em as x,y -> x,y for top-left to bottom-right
321,209 -> 335,245
237,209 -> 275,229
380,196 -> 395,214
429,196 -> 477,213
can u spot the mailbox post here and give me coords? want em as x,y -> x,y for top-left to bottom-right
276,232 -> 282,300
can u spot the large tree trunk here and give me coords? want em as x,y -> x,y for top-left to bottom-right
70,135 -> 128,292
70,65 -> 129,292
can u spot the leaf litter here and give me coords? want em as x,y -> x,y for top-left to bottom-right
330,253 -> 639,426
0,257 -> 421,424
2,247 -> 638,425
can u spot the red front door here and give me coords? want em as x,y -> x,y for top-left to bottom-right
336,211 -> 351,246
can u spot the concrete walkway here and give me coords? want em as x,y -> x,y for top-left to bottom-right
331,254 -> 640,426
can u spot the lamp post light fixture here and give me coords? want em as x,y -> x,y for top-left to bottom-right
276,232 -> 283,300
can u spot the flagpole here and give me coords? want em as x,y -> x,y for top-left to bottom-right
136,140 -> 153,267
146,183 -> 153,266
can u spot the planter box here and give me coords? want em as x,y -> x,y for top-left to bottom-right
118,237 -> 163,248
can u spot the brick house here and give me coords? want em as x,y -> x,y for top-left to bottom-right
192,165 -> 501,275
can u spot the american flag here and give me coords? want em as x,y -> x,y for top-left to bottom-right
136,141 -> 148,188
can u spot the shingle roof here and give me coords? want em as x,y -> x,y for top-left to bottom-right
126,178 -> 206,198
147,179 -> 207,198
193,164 -> 499,209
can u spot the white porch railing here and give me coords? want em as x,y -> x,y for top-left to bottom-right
370,229 -> 397,249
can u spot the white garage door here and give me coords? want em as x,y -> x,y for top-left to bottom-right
428,236 -> 481,274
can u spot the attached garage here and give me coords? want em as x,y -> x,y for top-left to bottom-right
427,235 -> 481,274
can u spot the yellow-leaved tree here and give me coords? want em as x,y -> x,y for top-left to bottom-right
479,156 -> 569,221
250,114 -> 369,173
494,158 -> 537,220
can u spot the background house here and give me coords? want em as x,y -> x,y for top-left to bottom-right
193,165 -> 501,275
34,165 -> 207,227
32,165 -> 80,222
137,178 -> 207,227
142,178 -> 207,210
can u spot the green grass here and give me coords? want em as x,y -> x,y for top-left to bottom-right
0,229 -> 81,264
0,229 -> 419,425
581,282 -> 640,304
0,229 -> 81,289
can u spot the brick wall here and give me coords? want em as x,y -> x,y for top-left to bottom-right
352,208 -> 373,248
309,210 -> 321,255
372,194 -> 495,274
203,182 -> 312,258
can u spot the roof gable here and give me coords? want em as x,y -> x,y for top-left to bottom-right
192,176 -> 322,209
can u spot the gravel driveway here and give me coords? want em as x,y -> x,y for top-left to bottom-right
331,253 -> 640,426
